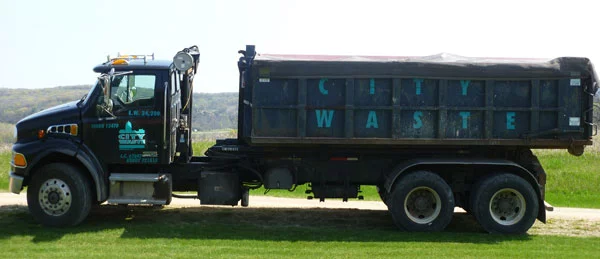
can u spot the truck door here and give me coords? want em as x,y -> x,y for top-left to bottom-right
83,71 -> 166,165
167,69 -> 182,162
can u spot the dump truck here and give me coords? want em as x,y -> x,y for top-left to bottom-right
8,45 -> 598,234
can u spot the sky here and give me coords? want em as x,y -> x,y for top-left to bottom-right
1,0 -> 599,93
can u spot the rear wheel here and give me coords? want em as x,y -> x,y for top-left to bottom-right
376,185 -> 389,206
471,173 -> 538,234
27,163 -> 92,227
388,171 -> 455,232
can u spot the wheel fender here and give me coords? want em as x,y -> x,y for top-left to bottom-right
383,158 -> 546,223
17,139 -> 107,202
75,144 -> 107,202
20,139 -> 79,176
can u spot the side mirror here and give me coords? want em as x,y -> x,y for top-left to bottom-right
96,75 -> 114,116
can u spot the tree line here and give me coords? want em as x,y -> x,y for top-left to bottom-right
0,86 -> 239,132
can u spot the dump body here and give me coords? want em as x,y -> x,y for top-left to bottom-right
238,48 -> 597,151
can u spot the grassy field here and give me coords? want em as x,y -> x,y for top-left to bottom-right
1,141 -> 599,208
535,150 -> 600,208
0,204 -> 599,258
0,150 -> 10,192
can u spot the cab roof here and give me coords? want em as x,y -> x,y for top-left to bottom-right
93,59 -> 173,73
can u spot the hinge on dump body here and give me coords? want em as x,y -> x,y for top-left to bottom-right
584,81 -> 598,136
583,104 -> 598,136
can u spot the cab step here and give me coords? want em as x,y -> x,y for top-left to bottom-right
107,173 -> 172,205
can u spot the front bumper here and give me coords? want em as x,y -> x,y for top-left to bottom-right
9,171 -> 24,194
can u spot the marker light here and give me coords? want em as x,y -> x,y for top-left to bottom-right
70,124 -> 78,135
37,130 -> 45,139
111,59 -> 129,65
13,153 -> 27,168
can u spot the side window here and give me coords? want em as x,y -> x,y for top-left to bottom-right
111,74 -> 156,108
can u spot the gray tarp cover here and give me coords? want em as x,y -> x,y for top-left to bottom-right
255,53 -> 598,93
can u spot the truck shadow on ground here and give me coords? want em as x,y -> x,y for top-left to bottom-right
0,204 -> 531,243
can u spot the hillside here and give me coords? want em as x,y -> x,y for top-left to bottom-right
0,86 -> 91,123
0,86 -> 238,132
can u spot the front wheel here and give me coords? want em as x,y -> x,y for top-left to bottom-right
388,171 -> 455,232
241,188 -> 249,207
471,173 -> 538,234
27,163 -> 92,227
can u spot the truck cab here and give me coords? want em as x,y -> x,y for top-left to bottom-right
9,47 -> 199,226
86,58 -> 182,165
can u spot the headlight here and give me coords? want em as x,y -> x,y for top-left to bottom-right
13,126 -> 17,143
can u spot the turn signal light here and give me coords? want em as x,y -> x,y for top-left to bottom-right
13,153 -> 27,167
37,130 -> 45,139
70,124 -> 78,135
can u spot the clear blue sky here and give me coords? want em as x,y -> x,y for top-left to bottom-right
1,0 -> 598,93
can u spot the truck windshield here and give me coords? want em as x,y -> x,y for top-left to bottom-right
78,80 -> 101,107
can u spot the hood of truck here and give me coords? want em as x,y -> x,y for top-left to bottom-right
16,101 -> 81,142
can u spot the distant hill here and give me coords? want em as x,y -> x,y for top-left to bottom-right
192,92 -> 238,131
0,86 -> 90,123
0,86 -> 238,131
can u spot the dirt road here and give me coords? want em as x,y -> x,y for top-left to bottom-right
1,192 -> 597,221
2,192 -> 599,237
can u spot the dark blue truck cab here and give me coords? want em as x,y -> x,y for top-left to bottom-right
8,45 -> 598,234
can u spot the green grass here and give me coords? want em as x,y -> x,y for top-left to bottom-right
0,151 -> 10,191
534,150 -> 600,208
192,141 -> 216,156
0,205 -> 599,258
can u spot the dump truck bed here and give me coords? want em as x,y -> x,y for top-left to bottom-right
237,47 -> 598,150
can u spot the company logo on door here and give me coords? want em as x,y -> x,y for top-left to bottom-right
118,121 -> 146,150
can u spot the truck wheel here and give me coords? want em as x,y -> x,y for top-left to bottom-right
376,185 -> 389,206
241,188 -> 249,207
471,173 -> 538,234
388,171 -> 454,232
27,163 -> 92,227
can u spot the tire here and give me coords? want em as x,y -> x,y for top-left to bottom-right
27,163 -> 93,227
471,173 -> 538,234
376,185 -> 389,206
241,188 -> 249,207
388,171 -> 455,232
468,175 -> 487,216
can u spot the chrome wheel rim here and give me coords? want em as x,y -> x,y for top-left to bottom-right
489,188 -> 526,226
404,187 -> 442,224
39,178 -> 72,216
